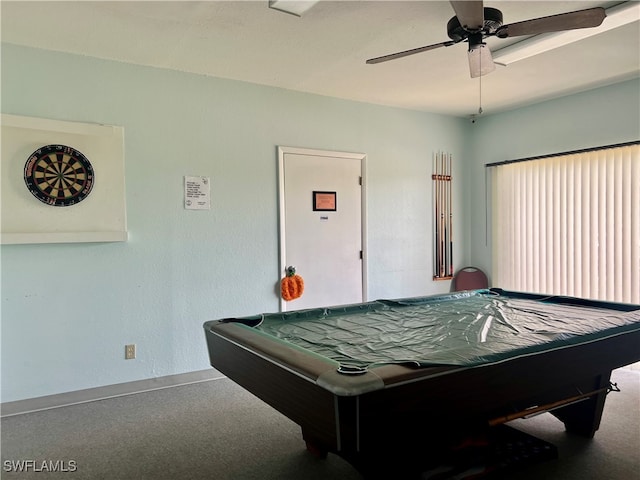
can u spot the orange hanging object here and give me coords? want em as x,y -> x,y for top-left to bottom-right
281,266 -> 304,301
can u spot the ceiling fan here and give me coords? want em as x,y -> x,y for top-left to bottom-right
366,1 -> 606,77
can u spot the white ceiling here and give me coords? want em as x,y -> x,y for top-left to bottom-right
2,1 -> 639,117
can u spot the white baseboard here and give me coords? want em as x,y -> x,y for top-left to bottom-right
1,369 -> 225,417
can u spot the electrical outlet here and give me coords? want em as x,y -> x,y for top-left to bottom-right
125,344 -> 136,360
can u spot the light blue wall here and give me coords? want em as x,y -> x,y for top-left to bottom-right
465,77 -> 640,279
1,44 -> 469,402
3,43 -> 637,403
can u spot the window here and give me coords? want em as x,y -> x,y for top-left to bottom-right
490,143 -> 639,304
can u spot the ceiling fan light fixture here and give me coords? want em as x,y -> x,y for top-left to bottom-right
468,43 -> 496,78
268,0 -> 319,17
492,1 -> 639,65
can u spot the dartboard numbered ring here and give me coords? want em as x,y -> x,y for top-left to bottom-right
24,144 -> 94,207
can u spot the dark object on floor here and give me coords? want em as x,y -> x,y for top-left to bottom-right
421,425 -> 558,479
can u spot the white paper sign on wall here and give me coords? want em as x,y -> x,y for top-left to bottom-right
184,176 -> 211,210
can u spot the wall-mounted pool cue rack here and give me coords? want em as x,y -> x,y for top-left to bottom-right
433,152 -> 453,281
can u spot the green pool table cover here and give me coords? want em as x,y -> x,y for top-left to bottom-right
226,289 -> 640,372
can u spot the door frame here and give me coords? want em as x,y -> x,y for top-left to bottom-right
277,145 -> 368,312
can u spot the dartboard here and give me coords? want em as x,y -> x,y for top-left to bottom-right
24,144 -> 94,207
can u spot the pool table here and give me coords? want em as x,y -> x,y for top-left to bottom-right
203,288 -> 640,477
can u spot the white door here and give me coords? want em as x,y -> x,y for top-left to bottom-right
278,146 -> 366,311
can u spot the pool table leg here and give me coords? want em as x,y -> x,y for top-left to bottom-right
304,440 -> 328,459
301,430 -> 328,459
551,373 -> 611,438
301,427 -> 433,479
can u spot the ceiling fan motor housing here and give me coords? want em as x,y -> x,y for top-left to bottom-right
447,7 -> 503,41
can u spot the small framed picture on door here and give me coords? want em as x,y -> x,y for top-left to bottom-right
313,191 -> 337,211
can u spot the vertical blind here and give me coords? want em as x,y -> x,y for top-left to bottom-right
491,143 -> 639,304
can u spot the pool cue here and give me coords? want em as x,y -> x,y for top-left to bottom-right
448,154 -> 453,277
443,154 -> 448,277
444,158 -> 451,276
438,152 -> 443,277
436,152 -> 440,278
488,386 -> 609,426
440,153 -> 445,278
434,152 -> 440,277
440,153 -> 447,277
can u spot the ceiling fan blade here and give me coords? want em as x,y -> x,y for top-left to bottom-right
496,7 -> 606,38
366,40 -> 456,64
450,0 -> 484,31
468,42 -> 495,78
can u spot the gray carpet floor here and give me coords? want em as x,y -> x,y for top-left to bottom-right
1,367 -> 638,479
